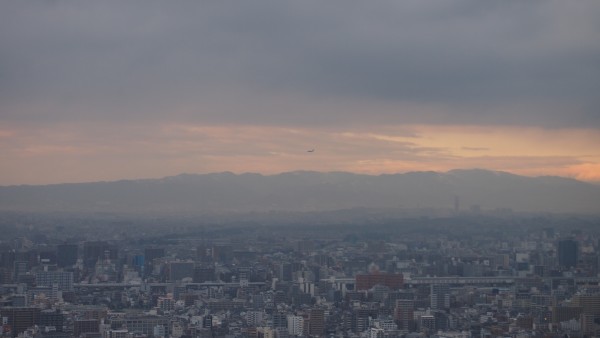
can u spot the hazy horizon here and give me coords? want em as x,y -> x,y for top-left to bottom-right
1,167 -> 598,187
2,169 -> 599,215
1,1 -> 599,185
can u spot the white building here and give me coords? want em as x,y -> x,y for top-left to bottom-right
287,315 -> 303,336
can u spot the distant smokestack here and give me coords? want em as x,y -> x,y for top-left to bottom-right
454,196 -> 460,213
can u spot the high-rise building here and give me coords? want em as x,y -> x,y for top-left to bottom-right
83,242 -> 117,268
144,247 -> 165,277
279,263 -> 293,282
193,266 -> 216,283
430,284 -> 450,310
558,238 -> 578,269
167,261 -> 194,281
212,243 -> 233,263
196,244 -> 212,262
38,251 -> 57,266
273,312 -> 288,329
287,315 -> 303,336
354,309 -> 370,333
130,255 -> 144,274
0,249 -> 15,269
56,244 -> 78,268
308,308 -> 325,337
13,261 -> 28,281
433,311 -> 449,331
395,299 -> 414,331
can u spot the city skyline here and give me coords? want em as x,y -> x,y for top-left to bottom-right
1,1 -> 599,185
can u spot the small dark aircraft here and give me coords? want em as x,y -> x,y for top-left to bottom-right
307,149 -> 315,152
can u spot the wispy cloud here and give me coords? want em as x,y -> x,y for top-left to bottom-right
461,146 -> 489,152
1,122 -> 598,184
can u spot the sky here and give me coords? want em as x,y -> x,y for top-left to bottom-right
1,1 -> 600,185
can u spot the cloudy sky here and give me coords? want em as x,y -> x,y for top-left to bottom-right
1,1 -> 599,185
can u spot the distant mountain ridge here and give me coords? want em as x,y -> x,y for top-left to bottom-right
0,169 -> 598,214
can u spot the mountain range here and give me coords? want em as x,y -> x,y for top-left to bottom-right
0,169 -> 599,214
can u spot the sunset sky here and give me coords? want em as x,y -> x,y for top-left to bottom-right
1,1 -> 599,185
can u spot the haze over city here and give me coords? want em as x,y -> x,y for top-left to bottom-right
4,3 -> 600,338
1,1 -> 599,186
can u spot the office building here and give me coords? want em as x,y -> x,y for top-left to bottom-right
212,243 -> 233,263
143,247 -> 165,277
193,266 -> 216,283
167,261 -> 194,281
56,244 -> 78,268
395,299 -> 414,331
430,284 -> 450,310
35,271 -> 73,291
287,315 -> 303,336
273,312 -> 287,329
308,308 -> 325,337
13,261 -> 28,281
558,238 -> 578,269
83,242 -> 117,268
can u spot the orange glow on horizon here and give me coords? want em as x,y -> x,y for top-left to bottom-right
1,122 -> 599,185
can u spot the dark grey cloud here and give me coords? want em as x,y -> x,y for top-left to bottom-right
1,0 -> 599,127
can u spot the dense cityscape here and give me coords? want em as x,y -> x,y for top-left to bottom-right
2,2 -> 600,338
1,212 -> 600,338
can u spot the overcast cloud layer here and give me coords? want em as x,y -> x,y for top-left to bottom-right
1,0 -> 599,127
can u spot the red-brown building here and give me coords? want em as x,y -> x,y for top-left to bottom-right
355,272 -> 403,290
